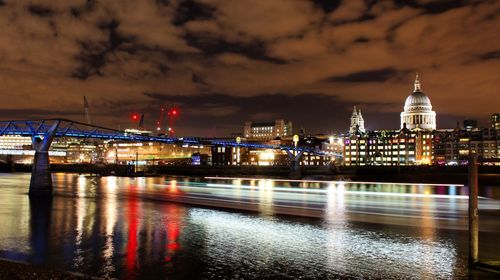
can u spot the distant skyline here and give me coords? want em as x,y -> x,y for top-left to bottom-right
0,0 -> 499,136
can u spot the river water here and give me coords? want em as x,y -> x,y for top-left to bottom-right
0,173 -> 499,279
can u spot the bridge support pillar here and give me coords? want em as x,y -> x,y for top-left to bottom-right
29,121 -> 60,197
29,151 -> 53,197
286,150 -> 303,180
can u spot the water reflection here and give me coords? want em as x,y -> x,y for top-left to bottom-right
0,173 -> 498,279
102,177 -> 117,277
29,197 -> 52,264
125,185 -> 139,278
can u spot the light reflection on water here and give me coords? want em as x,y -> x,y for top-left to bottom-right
190,209 -> 458,279
0,173 -> 499,279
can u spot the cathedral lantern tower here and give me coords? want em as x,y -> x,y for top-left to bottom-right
400,73 -> 436,130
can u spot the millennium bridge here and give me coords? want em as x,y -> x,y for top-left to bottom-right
0,119 -> 341,196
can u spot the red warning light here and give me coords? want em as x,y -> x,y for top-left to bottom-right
131,113 -> 139,121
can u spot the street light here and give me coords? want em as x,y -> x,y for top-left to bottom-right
293,134 -> 299,147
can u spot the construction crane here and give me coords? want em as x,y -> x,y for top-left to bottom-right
156,106 -> 179,136
138,114 -> 145,129
156,107 -> 166,132
167,107 -> 178,137
83,96 -> 92,125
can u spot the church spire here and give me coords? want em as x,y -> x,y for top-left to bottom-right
351,106 -> 358,117
414,72 -> 422,92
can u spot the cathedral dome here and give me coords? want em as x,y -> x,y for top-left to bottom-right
404,91 -> 432,111
400,73 -> 436,131
403,74 -> 432,112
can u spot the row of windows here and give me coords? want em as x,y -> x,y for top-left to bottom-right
346,157 -> 415,162
449,149 -> 498,154
447,143 -> 498,148
347,144 -> 417,150
350,138 -> 418,144
347,150 -> 416,156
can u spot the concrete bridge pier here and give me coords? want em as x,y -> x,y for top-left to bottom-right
29,121 -> 60,197
286,150 -> 303,179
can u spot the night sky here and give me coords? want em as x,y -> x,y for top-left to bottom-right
0,0 -> 499,136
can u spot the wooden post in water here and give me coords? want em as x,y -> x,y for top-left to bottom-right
135,151 -> 139,173
468,153 -> 478,267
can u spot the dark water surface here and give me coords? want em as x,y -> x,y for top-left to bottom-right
0,173 -> 499,279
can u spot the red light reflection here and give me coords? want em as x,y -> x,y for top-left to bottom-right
126,186 -> 139,276
164,204 -> 182,263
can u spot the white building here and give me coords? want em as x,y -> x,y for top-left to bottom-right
400,74 -> 436,130
349,106 -> 365,134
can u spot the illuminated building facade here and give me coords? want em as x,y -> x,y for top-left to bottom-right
244,119 -> 292,140
344,129 -> 433,166
211,146 -> 250,166
106,142 -> 210,165
210,144 -> 331,167
0,135 -> 66,163
492,113 -> 500,130
400,74 -> 436,130
0,135 -> 31,149
321,135 -> 345,157
432,128 -> 499,165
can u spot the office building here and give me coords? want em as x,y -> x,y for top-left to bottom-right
244,119 -> 292,140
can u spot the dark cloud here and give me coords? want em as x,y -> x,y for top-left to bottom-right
70,0 -> 97,18
353,36 -> 370,43
173,0 -> 216,26
479,50 -> 500,60
192,73 -> 209,86
27,4 -> 54,17
72,19 -> 136,80
156,0 -> 171,6
394,0 -> 470,14
184,34 -> 287,64
325,68 -> 410,83
312,0 -> 342,13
